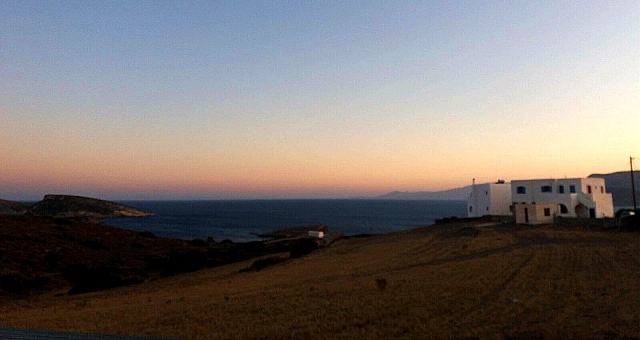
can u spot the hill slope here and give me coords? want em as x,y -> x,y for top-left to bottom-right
2,221 -> 638,339
0,215 -> 329,298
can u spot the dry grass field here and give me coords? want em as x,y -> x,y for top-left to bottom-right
1,221 -> 639,339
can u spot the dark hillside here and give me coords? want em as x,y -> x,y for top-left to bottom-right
0,216 -> 331,299
0,199 -> 34,215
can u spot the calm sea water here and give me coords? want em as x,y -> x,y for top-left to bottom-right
104,199 -> 466,242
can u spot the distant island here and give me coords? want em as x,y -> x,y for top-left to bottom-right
0,194 -> 154,218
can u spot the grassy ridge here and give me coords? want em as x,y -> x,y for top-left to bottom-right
1,221 -> 639,338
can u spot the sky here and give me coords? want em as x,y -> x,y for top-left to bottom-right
1,1 -> 639,200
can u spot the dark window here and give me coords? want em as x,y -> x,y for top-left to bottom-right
486,207 -> 489,211
558,185 -> 565,194
516,186 -> 526,194
544,208 -> 551,216
569,185 -> 576,193
469,206 -> 473,212
485,191 -> 488,195
587,185 -> 592,194
601,187 -> 604,193
541,186 -> 552,193
509,205 -> 514,212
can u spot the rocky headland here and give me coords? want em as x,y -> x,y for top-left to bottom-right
0,194 -> 154,218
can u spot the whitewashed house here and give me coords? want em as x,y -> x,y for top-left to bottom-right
467,180 -> 512,217
511,178 -> 614,225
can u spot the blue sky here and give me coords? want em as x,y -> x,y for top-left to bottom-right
1,1 -> 638,200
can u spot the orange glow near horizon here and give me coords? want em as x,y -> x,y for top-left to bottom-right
1,2 -> 638,200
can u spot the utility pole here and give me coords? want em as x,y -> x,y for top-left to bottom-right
472,178 -> 477,217
631,157 -> 637,211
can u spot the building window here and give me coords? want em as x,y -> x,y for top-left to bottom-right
544,208 -> 551,216
485,191 -> 488,195
601,187 -> 604,193
569,185 -> 576,193
469,206 -> 473,213
486,207 -> 489,211
509,205 -> 514,212
558,185 -> 564,194
516,186 -> 526,194
541,185 -> 552,193
587,185 -> 592,194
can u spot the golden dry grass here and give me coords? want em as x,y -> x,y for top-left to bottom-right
1,222 -> 639,339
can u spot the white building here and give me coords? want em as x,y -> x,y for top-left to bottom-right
511,178 -> 614,225
467,180 -> 512,218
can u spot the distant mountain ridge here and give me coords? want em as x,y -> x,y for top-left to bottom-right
377,171 -> 640,206
0,194 -> 154,218
375,186 -> 471,201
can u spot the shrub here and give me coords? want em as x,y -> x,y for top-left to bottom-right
161,250 -> 208,276
290,239 -> 318,259
137,231 -> 156,239
188,238 -> 208,247
80,239 -> 108,250
0,272 -> 31,294
62,264 -> 143,295
131,242 -> 145,249
45,252 -> 63,270
375,278 -> 387,291
239,257 -> 286,273
53,217 -> 75,226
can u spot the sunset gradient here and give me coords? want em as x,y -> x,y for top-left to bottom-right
1,1 -> 639,200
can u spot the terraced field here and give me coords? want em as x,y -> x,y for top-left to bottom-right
1,221 -> 639,339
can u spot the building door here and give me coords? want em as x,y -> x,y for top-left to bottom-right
524,208 -> 529,223
589,208 -> 596,218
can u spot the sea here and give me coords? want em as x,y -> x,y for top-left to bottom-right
103,199 -> 466,242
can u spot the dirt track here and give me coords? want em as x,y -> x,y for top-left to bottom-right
1,221 -> 639,339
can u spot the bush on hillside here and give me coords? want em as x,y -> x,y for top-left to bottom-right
239,257 -> 287,273
290,239 -> 318,258
61,264 -> 143,295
